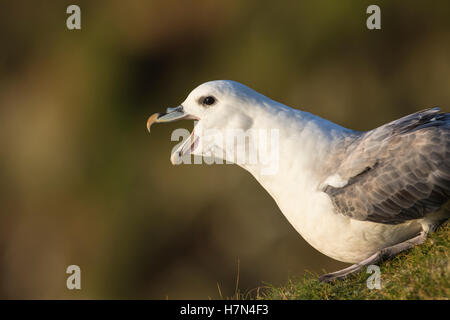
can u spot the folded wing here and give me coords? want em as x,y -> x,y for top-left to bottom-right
324,107 -> 450,224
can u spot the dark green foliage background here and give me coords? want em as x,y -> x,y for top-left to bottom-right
0,1 -> 448,298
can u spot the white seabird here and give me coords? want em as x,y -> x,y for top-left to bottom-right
147,80 -> 450,281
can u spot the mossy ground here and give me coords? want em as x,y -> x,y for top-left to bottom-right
234,222 -> 449,300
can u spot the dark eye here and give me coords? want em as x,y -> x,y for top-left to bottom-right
202,96 -> 216,106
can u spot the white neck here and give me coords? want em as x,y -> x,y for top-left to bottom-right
230,103 -> 358,213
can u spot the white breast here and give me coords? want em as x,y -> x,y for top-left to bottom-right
240,109 -> 422,263
277,188 -> 421,263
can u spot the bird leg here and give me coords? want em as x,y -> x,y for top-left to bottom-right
318,231 -> 427,283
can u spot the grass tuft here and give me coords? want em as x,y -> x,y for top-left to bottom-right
253,222 -> 449,300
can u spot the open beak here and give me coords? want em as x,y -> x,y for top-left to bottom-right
147,105 -> 200,165
146,105 -> 188,133
170,127 -> 199,165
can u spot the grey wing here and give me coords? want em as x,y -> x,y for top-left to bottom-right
324,107 -> 450,224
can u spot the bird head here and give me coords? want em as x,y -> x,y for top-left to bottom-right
147,80 -> 262,165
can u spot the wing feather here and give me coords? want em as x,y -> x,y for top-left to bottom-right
324,108 -> 450,224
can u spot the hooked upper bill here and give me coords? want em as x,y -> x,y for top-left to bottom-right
146,106 -> 189,132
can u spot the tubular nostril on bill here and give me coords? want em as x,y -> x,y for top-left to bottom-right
166,106 -> 183,113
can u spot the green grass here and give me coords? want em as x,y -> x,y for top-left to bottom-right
251,222 -> 449,300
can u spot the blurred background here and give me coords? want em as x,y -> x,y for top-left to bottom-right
0,0 -> 449,299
